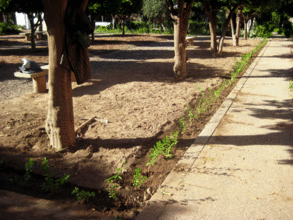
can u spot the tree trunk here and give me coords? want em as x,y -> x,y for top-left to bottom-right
231,18 -> 236,45
122,21 -> 125,35
244,19 -> 248,40
201,1 -> 218,54
166,0 -> 194,78
250,16 -> 256,36
207,13 -> 217,54
171,0 -> 193,78
42,0 -> 84,151
218,7 -> 238,55
3,13 -> 8,23
28,13 -> 36,51
38,13 -> 43,32
112,15 -> 115,29
234,7 -> 242,46
173,17 -> 187,78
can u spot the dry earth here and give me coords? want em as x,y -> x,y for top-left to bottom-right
0,33 -> 263,219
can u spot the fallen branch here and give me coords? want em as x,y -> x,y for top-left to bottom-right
75,117 -> 108,134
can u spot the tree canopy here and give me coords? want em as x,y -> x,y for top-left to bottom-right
142,0 -> 169,20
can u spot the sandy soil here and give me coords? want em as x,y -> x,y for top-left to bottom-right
0,33 -> 263,218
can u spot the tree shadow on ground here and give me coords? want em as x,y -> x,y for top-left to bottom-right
72,60 -> 224,97
205,98 -> 293,165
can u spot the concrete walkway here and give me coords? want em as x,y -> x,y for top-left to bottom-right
136,36 -> 293,219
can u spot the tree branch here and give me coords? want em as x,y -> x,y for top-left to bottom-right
166,0 -> 176,18
183,0 -> 196,21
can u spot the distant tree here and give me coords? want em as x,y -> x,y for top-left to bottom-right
0,0 -> 43,50
89,0 -> 142,35
142,0 -> 169,31
166,0 -> 195,78
200,0 -> 242,55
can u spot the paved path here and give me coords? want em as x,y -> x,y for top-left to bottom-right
136,36 -> 293,219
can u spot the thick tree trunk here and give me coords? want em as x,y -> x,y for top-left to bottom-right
209,20 -> 217,54
172,0 -> 193,78
42,0 -> 86,151
173,17 -> 187,78
167,0 -> 195,78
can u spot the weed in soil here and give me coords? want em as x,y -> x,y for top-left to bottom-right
132,168 -> 147,188
105,160 -> 126,200
41,157 -> 70,192
72,187 -> 96,202
24,158 -> 37,183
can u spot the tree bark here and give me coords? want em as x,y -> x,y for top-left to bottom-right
167,0 -> 194,78
42,0 -> 89,151
208,19 -> 217,53
201,0 -> 219,54
173,16 -> 187,78
231,7 -> 242,46
231,18 -> 235,44
235,7 -> 242,46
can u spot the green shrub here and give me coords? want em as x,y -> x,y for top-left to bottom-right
0,22 -> 21,35
188,20 -> 209,35
254,24 -> 273,38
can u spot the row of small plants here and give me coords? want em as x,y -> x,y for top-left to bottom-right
105,131 -> 179,200
104,38 -> 268,201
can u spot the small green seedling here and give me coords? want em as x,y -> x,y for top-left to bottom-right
147,132 -> 178,167
41,157 -> 70,192
24,158 -> 37,182
178,117 -> 186,134
132,168 -> 147,188
185,105 -> 198,122
72,187 -> 95,202
106,184 -> 119,200
105,160 -> 126,200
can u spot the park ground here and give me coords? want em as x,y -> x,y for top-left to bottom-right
0,34 -> 264,219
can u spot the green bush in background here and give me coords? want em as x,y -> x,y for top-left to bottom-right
0,22 -> 22,35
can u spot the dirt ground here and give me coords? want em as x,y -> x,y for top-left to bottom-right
0,34 -> 263,219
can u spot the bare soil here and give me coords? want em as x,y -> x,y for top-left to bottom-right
0,34 -> 263,219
